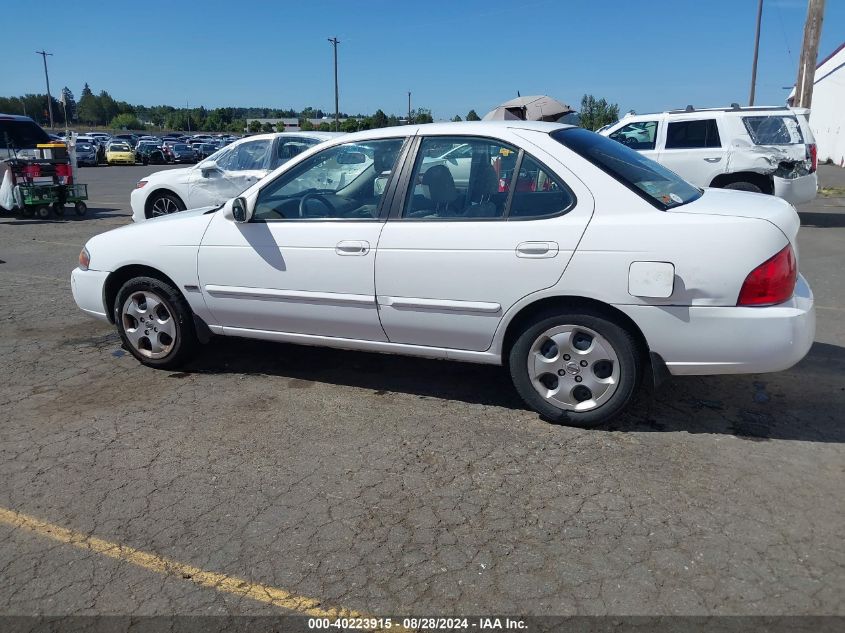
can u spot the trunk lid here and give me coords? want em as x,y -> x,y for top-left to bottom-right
672,188 -> 800,248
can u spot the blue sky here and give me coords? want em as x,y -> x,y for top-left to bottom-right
2,0 -> 843,119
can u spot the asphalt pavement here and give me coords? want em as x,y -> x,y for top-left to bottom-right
0,163 -> 843,621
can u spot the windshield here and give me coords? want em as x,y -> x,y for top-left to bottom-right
174,144 -> 189,150
552,127 -> 701,209
0,119 -> 51,149
742,115 -> 803,145
110,144 -> 130,152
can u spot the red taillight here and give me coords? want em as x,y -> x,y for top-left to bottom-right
737,245 -> 797,306
808,143 -> 817,173
55,163 -> 72,177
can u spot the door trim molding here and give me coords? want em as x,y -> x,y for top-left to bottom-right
204,285 -> 375,306
377,295 -> 502,314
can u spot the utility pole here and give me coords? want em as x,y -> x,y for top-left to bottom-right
186,100 -> 191,133
749,0 -> 763,106
328,37 -> 340,132
35,50 -> 54,128
408,91 -> 412,124
794,0 -> 826,108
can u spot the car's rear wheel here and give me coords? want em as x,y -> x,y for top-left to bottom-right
509,310 -> 641,427
723,181 -> 762,193
115,277 -> 198,369
146,192 -> 186,219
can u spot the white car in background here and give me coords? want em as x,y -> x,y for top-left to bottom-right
600,106 -> 818,205
73,122 -> 814,428
130,131 -> 342,221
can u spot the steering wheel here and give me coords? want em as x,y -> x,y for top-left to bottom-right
622,136 -> 639,147
299,192 -> 334,218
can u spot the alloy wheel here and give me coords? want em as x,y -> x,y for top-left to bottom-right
527,324 -> 620,412
120,291 -> 177,359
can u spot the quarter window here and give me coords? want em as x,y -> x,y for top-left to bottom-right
665,119 -> 721,149
252,138 -> 405,221
609,121 -> 659,150
507,156 -> 573,219
270,137 -> 321,169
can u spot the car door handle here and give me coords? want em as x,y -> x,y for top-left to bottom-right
703,157 -> 722,163
516,241 -> 559,258
336,240 -> 370,256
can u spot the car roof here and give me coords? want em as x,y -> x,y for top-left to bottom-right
330,120 -> 571,143
0,113 -> 39,122
623,105 -> 795,119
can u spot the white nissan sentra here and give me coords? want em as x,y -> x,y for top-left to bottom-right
71,122 -> 815,427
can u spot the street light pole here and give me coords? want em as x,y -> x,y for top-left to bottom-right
328,37 -> 340,132
408,91 -> 412,124
35,50 -> 54,128
749,0 -> 763,106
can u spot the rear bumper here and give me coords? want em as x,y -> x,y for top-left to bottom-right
617,274 -> 815,375
774,172 -> 817,205
71,267 -> 110,321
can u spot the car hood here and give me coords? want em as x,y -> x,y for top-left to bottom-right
86,206 -> 217,272
144,166 -> 194,183
672,187 -> 800,246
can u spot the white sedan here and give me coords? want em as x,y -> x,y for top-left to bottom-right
72,122 -> 815,427
129,131 -> 342,222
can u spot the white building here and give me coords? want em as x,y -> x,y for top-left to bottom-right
791,42 -> 845,167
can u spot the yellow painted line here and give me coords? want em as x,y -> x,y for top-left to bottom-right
0,507 -> 368,618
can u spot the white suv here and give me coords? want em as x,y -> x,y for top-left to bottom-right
600,106 -> 818,205
130,132 -> 342,222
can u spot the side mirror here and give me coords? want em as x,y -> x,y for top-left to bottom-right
200,160 -> 219,176
231,197 -> 249,223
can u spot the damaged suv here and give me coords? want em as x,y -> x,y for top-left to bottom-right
601,106 -> 817,205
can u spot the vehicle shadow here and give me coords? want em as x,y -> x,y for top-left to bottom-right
184,337 -> 845,443
0,206 -> 125,224
606,341 -> 845,443
799,210 -> 845,228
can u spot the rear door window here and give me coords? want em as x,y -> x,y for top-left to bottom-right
665,119 -> 721,149
742,116 -> 803,145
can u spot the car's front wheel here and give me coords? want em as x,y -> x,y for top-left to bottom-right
146,192 -> 186,219
115,276 -> 198,369
509,309 -> 641,427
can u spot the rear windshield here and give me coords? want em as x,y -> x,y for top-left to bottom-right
742,116 -> 803,145
110,144 -> 130,151
0,118 -> 51,149
551,127 -> 701,209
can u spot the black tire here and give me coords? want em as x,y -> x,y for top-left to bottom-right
74,201 -> 87,216
36,205 -> 51,219
723,181 -> 762,193
53,203 -> 65,217
145,192 -> 186,219
114,276 -> 199,369
508,309 -> 642,428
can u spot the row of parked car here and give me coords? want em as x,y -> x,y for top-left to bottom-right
63,132 -> 243,167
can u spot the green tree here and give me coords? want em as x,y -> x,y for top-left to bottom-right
261,121 -> 275,133
60,87 -> 77,122
410,107 -> 433,124
317,121 -> 332,132
371,109 -> 388,128
341,118 -> 360,133
466,109 -> 481,121
248,120 -> 262,133
110,113 -> 144,130
451,114 -> 462,122
77,83 -> 102,125
299,118 -> 315,131
578,94 -> 620,131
